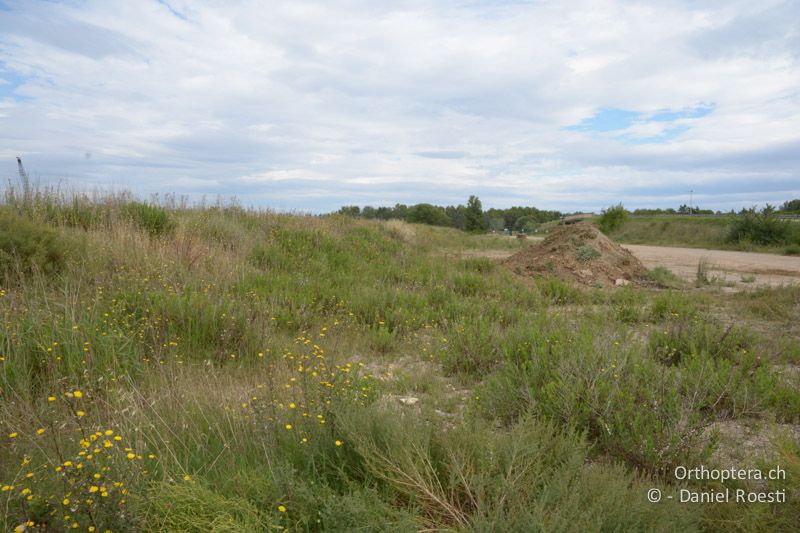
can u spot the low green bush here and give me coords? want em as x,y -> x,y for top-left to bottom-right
575,244 -> 600,262
337,405 -> 699,531
727,208 -> 793,246
646,266 -> 683,288
598,203 -> 629,234
0,209 -> 70,281
475,318 -> 719,476
125,201 -> 175,237
648,318 -> 753,366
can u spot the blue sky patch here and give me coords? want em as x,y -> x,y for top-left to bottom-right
566,107 -> 641,133
566,104 -> 714,144
648,104 -> 714,122
0,67 -> 31,101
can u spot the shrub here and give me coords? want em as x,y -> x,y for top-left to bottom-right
0,210 -> 69,281
337,405 -> 698,531
125,201 -> 175,237
645,266 -> 683,288
598,203 -> 629,234
474,318 -> 719,476
727,208 -> 791,245
784,244 -> 800,256
648,317 -> 753,367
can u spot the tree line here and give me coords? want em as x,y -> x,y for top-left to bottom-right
336,196 -> 561,232
632,199 -> 800,216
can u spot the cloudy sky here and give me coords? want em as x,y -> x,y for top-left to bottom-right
1,0 -> 798,212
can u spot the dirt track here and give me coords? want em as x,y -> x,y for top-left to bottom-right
463,241 -> 800,288
622,244 -> 800,287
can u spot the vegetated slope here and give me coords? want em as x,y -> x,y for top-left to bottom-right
1,191 -> 799,532
503,223 -> 648,287
605,215 -> 731,248
605,214 -> 800,254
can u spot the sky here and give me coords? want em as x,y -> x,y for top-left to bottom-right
1,0 -> 799,213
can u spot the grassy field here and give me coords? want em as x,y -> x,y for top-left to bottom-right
1,191 -> 799,532
602,215 -> 800,254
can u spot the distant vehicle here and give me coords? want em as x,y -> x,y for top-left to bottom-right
559,213 -> 594,225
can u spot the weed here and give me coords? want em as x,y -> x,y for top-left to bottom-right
575,244 -> 600,262
695,258 -> 711,287
646,266 -> 683,288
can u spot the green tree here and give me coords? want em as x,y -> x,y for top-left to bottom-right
465,195 -> 485,232
338,206 -> 361,217
407,203 -> 451,226
514,215 -> 540,233
780,199 -> 800,212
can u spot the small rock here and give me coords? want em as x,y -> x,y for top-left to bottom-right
615,278 -> 631,286
398,396 -> 419,406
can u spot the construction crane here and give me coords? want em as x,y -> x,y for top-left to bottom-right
16,156 -> 30,197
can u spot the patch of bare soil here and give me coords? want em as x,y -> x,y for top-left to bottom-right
702,419 -> 800,468
502,223 -> 649,287
363,356 -> 472,426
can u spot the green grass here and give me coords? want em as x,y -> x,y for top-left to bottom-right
2,188 -> 799,531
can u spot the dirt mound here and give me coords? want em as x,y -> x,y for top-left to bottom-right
503,223 -> 648,287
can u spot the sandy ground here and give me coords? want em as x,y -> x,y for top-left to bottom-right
623,244 -> 800,287
461,241 -> 800,288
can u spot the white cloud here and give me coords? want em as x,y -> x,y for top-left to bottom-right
0,0 -> 798,212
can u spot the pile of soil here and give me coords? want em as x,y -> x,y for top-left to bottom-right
503,223 -> 648,287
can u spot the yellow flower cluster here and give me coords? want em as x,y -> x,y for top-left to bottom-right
2,389 -> 156,532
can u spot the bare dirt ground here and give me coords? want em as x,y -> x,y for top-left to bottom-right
623,244 -> 800,288
460,240 -> 800,288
